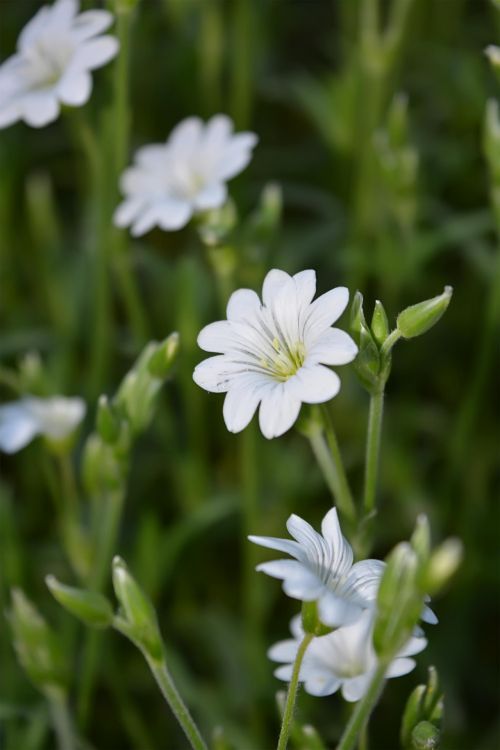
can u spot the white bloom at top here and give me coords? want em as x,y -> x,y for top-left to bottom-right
0,0 -> 119,129
113,114 -> 258,236
249,507 -> 438,628
0,396 -> 86,453
269,610 -> 427,701
193,269 -> 358,439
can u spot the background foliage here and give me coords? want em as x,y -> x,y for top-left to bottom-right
0,1 -> 498,748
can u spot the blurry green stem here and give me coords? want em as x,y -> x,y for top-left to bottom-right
48,690 -> 75,750
145,655 -> 208,750
56,453 -> 79,517
379,328 -> 401,358
276,633 -> 314,750
363,389 -> 384,514
313,406 -> 357,524
336,660 -> 387,750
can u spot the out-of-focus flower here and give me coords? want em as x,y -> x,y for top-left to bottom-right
0,0 -> 118,129
250,507 -> 384,627
114,114 -> 258,236
193,269 -> 357,439
269,610 -> 427,701
0,396 -> 86,453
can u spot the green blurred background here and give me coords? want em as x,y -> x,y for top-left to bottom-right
0,0 -> 499,748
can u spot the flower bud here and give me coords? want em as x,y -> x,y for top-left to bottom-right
411,514 -> 430,565
371,300 -> 389,346
197,199 -> 237,247
350,292 -> 382,392
46,575 -> 114,628
396,287 -> 453,339
411,721 -> 440,749
82,434 -> 127,494
8,589 -> 68,694
423,538 -> 463,595
147,332 -> 180,379
401,666 -> 443,748
112,557 -> 163,661
97,395 -> 121,444
485,45 -> 500,71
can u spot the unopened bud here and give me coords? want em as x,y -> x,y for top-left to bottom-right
97,395 -> 121,444
350,292 -> 382,392
397,287 -> 452,339
197,199 -> 237,247
424,538 -> 463,595
371,300 -> 389,346
411,721 -> 440,749
411,514 -> 431,564
46,576 -> 114,628
147,332 -> 180,378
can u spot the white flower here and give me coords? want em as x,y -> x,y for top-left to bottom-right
269,610 -> 427,701
113,114 -> 258,236
0,396 -> 86,453
0,0 -> 119,129
249,507 -> 438,628
193,269 -> 358,439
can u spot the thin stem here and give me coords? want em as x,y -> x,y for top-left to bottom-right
336,660 -> 387,750
56,453 -> 80,517
318,405 -> 357,524
48,691 -> 75,750
276,633 -> 314,750
363,389 -> 384,514
379,328 -> 401,359
146,656 -> 209,750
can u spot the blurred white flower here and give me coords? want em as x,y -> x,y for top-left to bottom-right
0,0 -> 118,129
269,610 -> 427,701
114,114 -> 258,236
0,396 -> 86,453
249,507 -> 385,627
193,269 -> 357,439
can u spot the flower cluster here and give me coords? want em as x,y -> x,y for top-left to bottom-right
193,268 -> 358,438
114,115 -> 258,236
250,507 -> 435,701
0,396 -> 86,453
0,0 -> 118,129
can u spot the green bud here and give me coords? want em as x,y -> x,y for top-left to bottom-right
147,332 -> 180,379
112,557 -> 163,661
401,667 -> 443,748
46,575 -> 114,628
82,434 -> 127,494
197,200 -> 237,247
371,300 -> 389,346
97,395 -> 121,444
9,589 -> 68,694
373,542 -> 422,658
411,721 -> 440,749
423,538 -> 463,595
350,292 -> 382,392
411,514 -> 431,565
115,344 -> 164,434
250,182 -> 283,237
18,351 -> 46,394
301,601 -> 333,636
300,725 -> 327,750
401,684 -> 426,748
396,287 -> 453,339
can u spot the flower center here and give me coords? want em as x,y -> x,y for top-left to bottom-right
29,35 -> 74,88
260,338 -> 306,381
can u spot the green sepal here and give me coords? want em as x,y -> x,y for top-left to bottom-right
301,601 -> 333,636
371,300 -> 389,346
396,287 -> 452,339
46,575 -> 114,628
96,394 -> 121,444
350,291 -> 382,392
147,332 -> 180,379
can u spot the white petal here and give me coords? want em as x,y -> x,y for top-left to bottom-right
304,675 -> 341,697
282,570 -> 325,600
130,204 -> 162,236
193,356 -> 264,393
256,558 -> 314,587
290,614 -> 304,639
304,287 -> 349,338
168,116 -> 203,156
345,560 -> 385,603
247,534 -> 306,560
223,385 -> 261,433
215,132 -> 258,180
135,143 -> 168,168
286,514 -> 325,556
57,70 -> 92,106
262,269 -> 291,307
73,36 -> 119,70
342,675 -> 371,702
71,10 -> 113,42
156,199 -> 192,231
258,384 -> 301,439
18,7 -> 52,52
398,636 -> 427,658
193,182 -> 227,211
197,321 -> 234,353
113,197 -> 145,228
52,0 -> 79,28
386,657 -> 416,679
307,328 -> 358,365
274,665 -> 293,682
421,605 -> 438,625
268,639 -> 298,663
293,269 -> 316,307
0,100 -> 20,128
318,591 -> 363,628
285,364 -> 340,404
0,402 -> 39,453
226,289 -> 261,322
21,91 -> 60,127
321,508 -> 354,574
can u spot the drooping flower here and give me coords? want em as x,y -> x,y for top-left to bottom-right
114,114 -> 258,236
0,396 -> 86,453
249,507 -> 437,628
193,269 -> 358,439
0,0 -> 119,129
269,610 -> 427,701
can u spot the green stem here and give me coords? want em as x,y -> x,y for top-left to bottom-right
276,633 -> 314,750
363,389 -> 384,514
316,406 -> 357,525
48,691 -> 75,750
336,660 -> 388,750
56,453 -> 79,517
379,328 -> 401,359
146,655 -> 209,750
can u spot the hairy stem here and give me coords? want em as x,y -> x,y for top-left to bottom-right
277,633 -> 314,750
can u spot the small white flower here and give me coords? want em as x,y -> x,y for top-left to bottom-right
249,507 -> 438,628
0,0 -> 119,129
269,610 -> 427,701
193,269 -> 358,439
113,114 -> 258,236
0,396 -> 86,453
